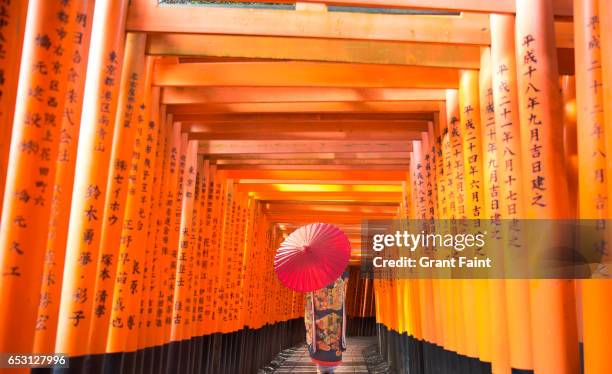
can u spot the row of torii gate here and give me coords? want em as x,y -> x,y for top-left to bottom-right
0,0 -> 611,373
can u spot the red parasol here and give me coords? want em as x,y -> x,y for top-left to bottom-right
274,223 -> 351,292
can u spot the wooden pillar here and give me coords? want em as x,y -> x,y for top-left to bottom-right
156,120 -> 181,351
0,0 -> 80,353
137,91 -> 168,351
560,76 -> 577,219
33,0 -> 95,353
124,65 -> 159,357
105,60 -> 158,355
490,13 -> 534,372
411,140 -> 428,348
515,0 -> 579,372
428,121 -> 446,353
479,46 -> 511,374
574,1 -> 612,373
54,0 -> 129,357
201,164 -> 216,337
146,106 -> 170,350
490,13 -> 535,372
193,160 -> 211,342
602,0 -> 612,205
86,32 -> 148,355
445,89 -> 466,358
169,139 -> 198,343
598,0 -> 612,369
458,69 -> 491,366
0,0 -> 28,215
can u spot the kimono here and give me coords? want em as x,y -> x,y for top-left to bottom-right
304,270 -> 349,367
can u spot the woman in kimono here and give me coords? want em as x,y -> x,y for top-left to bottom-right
304,269 -> 349,374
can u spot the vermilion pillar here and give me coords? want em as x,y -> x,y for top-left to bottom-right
458,69 -> 491,366
87,33 -> 148,355
479,46 -> 510,374
138,87 -> 166,352
105,63 -> 158,355
0,0 -> 79,353
516,0 -> 579,372
126,67 -> 159,359
490,13 -> 534,372
603,0 -> 612,204
445,89 -> 466,357
55,0 -> 129,357
147,106 -> 170,349
0,0 -> 28,215
574,1 -> 612,373
158,120 -> 181,346
202,166 -> 222,336
418,133 -> 438,350
33,0 -> 95,353
560,76 -> 578,218
599,2 -> 612,370
428,122 -> 446,351
170,139 -> 198,345
447,89 -> 465,220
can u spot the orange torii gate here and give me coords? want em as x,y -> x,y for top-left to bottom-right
0,1 -> 611,373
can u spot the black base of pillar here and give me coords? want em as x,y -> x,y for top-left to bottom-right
376,323 -> 495,374
41,318 -> 304,374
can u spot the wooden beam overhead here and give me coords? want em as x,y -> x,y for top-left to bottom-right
253,190 -> 400,201
217,164 -> 410,170
254,0 -> 574,17
237,183 -> 403,193
220,170 -> 409,181
153,61 -> 459,88
172,113 -> 433,123
185,122 -> 427,141
129,1 -> 489,44
198,140 -> 411,154
266,215 -> 387,224
210,153 -> 413,161
149,34 -> 481,68
162,87 -> 448,105
178,112 -> 433,122
190,132 -> 421,141
242,180 -> 402,186
168,102 -> 443,117
128,1 -> 573,47
264,211 -> 396,219
264,201 -> 398,208
215,159 -> 411,166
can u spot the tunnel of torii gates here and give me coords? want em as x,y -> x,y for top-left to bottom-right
0,0 -> 612,373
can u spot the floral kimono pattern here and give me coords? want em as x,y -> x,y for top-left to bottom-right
304,270 -> 349,366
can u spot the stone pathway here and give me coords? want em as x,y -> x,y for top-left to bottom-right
272,337 -> 374,373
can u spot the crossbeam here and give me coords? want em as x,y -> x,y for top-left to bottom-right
253,190 -> 401,201
255,0 -> 574,16
241,179 -> 402,185
174,113 -> 433,122
220,170 -> 409,181
170,101 -> 441,115
149,34 -> 481,68
129,1 -> 489,44
217,164 -> 410,170
154,62 -> 459,88
186,122 -> 427,141
237,183 -> 403,193
162,87 -> 448,104
128,0 -> 573,47
198,140 -> 412,154
216,159 -> 411,166
211,153 -> 413,161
